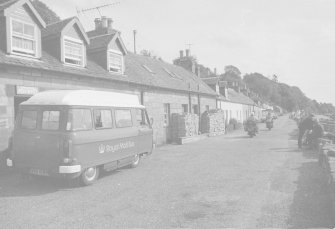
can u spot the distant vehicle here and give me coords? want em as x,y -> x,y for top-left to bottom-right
266,120 -> 273,130
244,119 -> 258,137
7,90 -> 153,185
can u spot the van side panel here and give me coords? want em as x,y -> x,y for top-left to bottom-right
70,127 -> 139,168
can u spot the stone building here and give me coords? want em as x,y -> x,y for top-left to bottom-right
0,0 -> 218,154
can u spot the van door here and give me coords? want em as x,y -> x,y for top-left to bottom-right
36,109 -> 63,169
135,109 -> 153,154
13,108 -> 62,171
13,109 -> 40,167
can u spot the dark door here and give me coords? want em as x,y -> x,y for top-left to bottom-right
163,103 -> 171,143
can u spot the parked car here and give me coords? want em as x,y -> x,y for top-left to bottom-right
7,90 -> 153,185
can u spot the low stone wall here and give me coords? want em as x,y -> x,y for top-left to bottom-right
318,139 -> 335,210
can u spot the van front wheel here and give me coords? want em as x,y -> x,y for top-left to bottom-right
80,166 -> 99,186
130,154 -> 140,168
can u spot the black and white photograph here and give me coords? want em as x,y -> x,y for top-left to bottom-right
0,0 -> 335,228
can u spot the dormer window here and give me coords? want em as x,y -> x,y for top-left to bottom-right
63,37 -> 84,67
108,50 -> 123,74
11,19 -> 37,57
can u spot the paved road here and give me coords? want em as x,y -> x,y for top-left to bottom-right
0,116 -> 334,228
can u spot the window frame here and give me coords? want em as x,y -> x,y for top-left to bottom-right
20,110 -> 38,130
63,36 -> 85,67
108,49 -> 124,74
114,108 -> 133,128
41,110 -> 61,131
10,18 -> 37,58
93,108 -> 114,130
66,108 -> 93,132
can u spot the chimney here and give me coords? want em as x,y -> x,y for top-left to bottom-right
196,65 -> 201,77
101,16 -> 108,28
185,49 -> 190,57
107,18 -> 113,32
214,68 -> 217,75
179,50 -> 184,58
94,18 -> 102,30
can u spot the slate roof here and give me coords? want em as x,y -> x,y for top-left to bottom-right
0,0 -> 17,11
201,77 -> 219,85
89,33 -> 117,50
42,17 -> 75,38
0,48 -> 216,96
226,88 -> 256,106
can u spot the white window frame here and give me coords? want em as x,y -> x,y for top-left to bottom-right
10,18 -> 37,58
63,36 -> 85,67
108,49 -> 124,74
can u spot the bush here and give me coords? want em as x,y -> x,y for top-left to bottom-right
229,118 -> 238,125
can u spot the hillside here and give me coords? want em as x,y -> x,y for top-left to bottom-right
243,73 -> 335,113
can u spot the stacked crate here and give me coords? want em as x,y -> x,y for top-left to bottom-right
171,113 -> 199,142
200,110 -> 225,136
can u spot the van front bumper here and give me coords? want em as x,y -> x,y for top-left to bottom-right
59,165 -> 81,174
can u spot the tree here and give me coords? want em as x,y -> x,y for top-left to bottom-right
224,65 -> 241,77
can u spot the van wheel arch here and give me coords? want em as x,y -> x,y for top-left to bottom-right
80,166 -> 100,186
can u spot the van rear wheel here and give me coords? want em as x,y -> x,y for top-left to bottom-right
130,154 -> 140,168
80,166 -> 99,186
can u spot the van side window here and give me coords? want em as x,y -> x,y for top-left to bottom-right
115,109 -> 133,128
67,109 -> 92,131
21,110 -> 37,129
136,109 -> 147,126
94,109 -> 113,129
42,111 -> 60,130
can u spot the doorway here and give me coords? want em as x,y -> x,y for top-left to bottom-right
14,95 -> 31,119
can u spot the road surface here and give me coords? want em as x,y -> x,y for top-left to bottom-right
0,116 -> 334,228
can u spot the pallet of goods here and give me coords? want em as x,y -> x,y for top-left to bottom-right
200,109 -> 225,136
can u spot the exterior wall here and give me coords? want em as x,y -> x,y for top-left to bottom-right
218,100 -> 244,123
200,95 -> 216,113
143,90 -> 190,146
0,16 -> 7,53
0,66 -> 217,149
0,85 -> 14,151
64,25 -> 82,40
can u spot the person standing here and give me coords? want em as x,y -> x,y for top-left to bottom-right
298,114 -> 314,149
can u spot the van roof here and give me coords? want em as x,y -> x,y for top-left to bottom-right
21,90 -> 145,108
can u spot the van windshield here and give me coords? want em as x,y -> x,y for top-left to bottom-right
66,109 -> 92,131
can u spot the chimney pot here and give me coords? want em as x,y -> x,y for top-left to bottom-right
107,18 -> 113,33
94,18 -> 102,30
101,16 -> 108,28
179,50 -> 184,58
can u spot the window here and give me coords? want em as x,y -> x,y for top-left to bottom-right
11,19 -> 36,56
182,104 -> 188,113
163,103 -> 170,126
136,109 -> 148,126
163,68 -> 182,80
21,110 -> 37,129
142,65 -> 155,74
64,38 -> 84,66
108,50 -> 123,74
67,109 -> 92,131
42,111 -> 60,130
193,105 -> 199,114
115,109 -> 132,128
94,109 -> 113,129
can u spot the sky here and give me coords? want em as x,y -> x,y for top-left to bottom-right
40,0 -> 335,105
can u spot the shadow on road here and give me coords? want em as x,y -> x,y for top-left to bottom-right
0,169 -> 123,197
287,132 -> 335,228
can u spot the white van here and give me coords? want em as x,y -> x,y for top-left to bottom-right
8,90 -> 153,185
